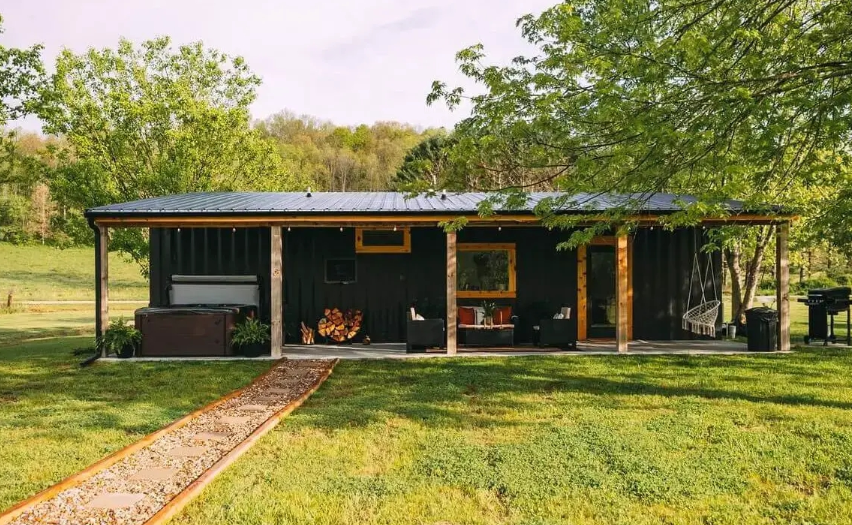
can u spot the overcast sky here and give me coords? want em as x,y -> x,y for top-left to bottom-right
3,0 -> 554,132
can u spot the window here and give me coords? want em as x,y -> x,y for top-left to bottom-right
457,243 -> 516,298
355,227 -> 411,253
325,258 -> 357,284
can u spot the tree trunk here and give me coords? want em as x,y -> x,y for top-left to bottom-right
726,225 -> 776,325
725,246 -> 744,324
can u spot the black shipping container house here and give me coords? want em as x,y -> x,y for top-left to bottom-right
84,191 -> 793,356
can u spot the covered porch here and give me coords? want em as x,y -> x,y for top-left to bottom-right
278,339 -> 753,360
84,191 -> 793,358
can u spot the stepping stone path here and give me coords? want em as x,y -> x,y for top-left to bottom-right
86,492 -> 145,510
130,468 -> 178,481
166,446 -> 208,458
192,431 -> 231,442
4,359 -> 334,525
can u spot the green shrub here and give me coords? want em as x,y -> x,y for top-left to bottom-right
791,276 -> 839,295
232,317 -> 270,347
100,317 -> 142,356
834,274 -> 852,286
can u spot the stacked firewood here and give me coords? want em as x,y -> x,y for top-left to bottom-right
317,308 -> 363,342
300,322 -> 315,344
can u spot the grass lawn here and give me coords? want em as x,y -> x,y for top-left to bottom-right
0,242 -> 148,301
0,304 -> 141,347
0,337 -> 271,512
173,350 -> 852,525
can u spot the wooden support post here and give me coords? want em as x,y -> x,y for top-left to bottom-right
628,238 -> 634,340
776,221 -> 790,352
446,231 -> 458,355
616,234 -> 629,352
270,226 -> 283,358
97,226 -> 109,355
577,245 -> 587,341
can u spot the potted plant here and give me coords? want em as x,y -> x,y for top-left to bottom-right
101,317 -> 142,358
482,301 -> 497,326
232,317 -> 270,357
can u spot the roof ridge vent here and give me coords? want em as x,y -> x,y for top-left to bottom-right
441,189 -> 447,200
306,187 -> 312,197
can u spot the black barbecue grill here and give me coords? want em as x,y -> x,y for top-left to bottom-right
797,287 -> 851,345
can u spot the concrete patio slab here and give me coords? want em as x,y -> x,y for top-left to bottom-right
278,340 -> 756,360
100,340 -> 770,362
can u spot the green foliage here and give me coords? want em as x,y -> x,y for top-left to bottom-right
256,112 -> 436,192
0,194 -> 33,243
393,134 -> 455,190
480,301 -> 497,318
38,37 -> 302,268
0,15 -> 45,125
429,0 -> 851,242
232,317 -> 270,347
100,317 -> 142,356
791,277 -> 840,295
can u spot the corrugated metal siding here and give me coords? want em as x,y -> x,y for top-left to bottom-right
149,227 -> 271,322
90,191 -> 742,216
148,225 -> 719,343
632,228 -> 723,340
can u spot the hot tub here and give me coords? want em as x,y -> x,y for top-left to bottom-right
134,275 -> 262,357
134,305 -> 256,357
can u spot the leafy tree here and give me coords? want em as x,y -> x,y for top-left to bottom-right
393,134 -> 455,190
430,0 -> 852,319
0,16 -> 45,244
255,112 -> 430,192
38,37 -> 302,270
0,14 -> 44,125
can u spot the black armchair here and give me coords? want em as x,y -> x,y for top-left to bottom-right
406,308 -> 445,353
538,316 -> 578,349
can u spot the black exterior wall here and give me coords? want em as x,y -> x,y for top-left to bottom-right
149,227 -> 271,322
632,227 -> 723,340
148,225 -> 721,344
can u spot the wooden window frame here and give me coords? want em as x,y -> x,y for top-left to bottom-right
355,227 -> 411,254
457,242 -> 517,299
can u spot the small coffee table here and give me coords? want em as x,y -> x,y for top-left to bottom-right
459,324 -> 515,346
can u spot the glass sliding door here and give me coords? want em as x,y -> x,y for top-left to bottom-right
587,245 -> 616,338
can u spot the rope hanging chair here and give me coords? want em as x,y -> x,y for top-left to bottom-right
682,234 -> 721,337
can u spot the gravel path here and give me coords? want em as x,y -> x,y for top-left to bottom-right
5,359 -> 334,525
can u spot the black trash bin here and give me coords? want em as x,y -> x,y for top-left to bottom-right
745,307 -> 778,352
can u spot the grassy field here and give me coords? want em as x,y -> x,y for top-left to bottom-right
0,304 -> 142,347
722,294 -> 813,343
0,337 -> 271,512
0,243 -> 148,301
172,351 -> 852,525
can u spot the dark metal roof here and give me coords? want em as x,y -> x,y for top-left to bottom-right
85,191 -> 750,217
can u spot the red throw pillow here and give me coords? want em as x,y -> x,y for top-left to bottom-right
458,307 -> 476,325
494,306 -> 512,324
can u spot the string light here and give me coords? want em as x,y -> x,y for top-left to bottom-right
393,225 -> 397,232
340,227 -> 343,232
498,226 -> 502,232
287,226 -> 291,232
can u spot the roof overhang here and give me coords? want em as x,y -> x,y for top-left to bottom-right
88,211 -> 793,228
